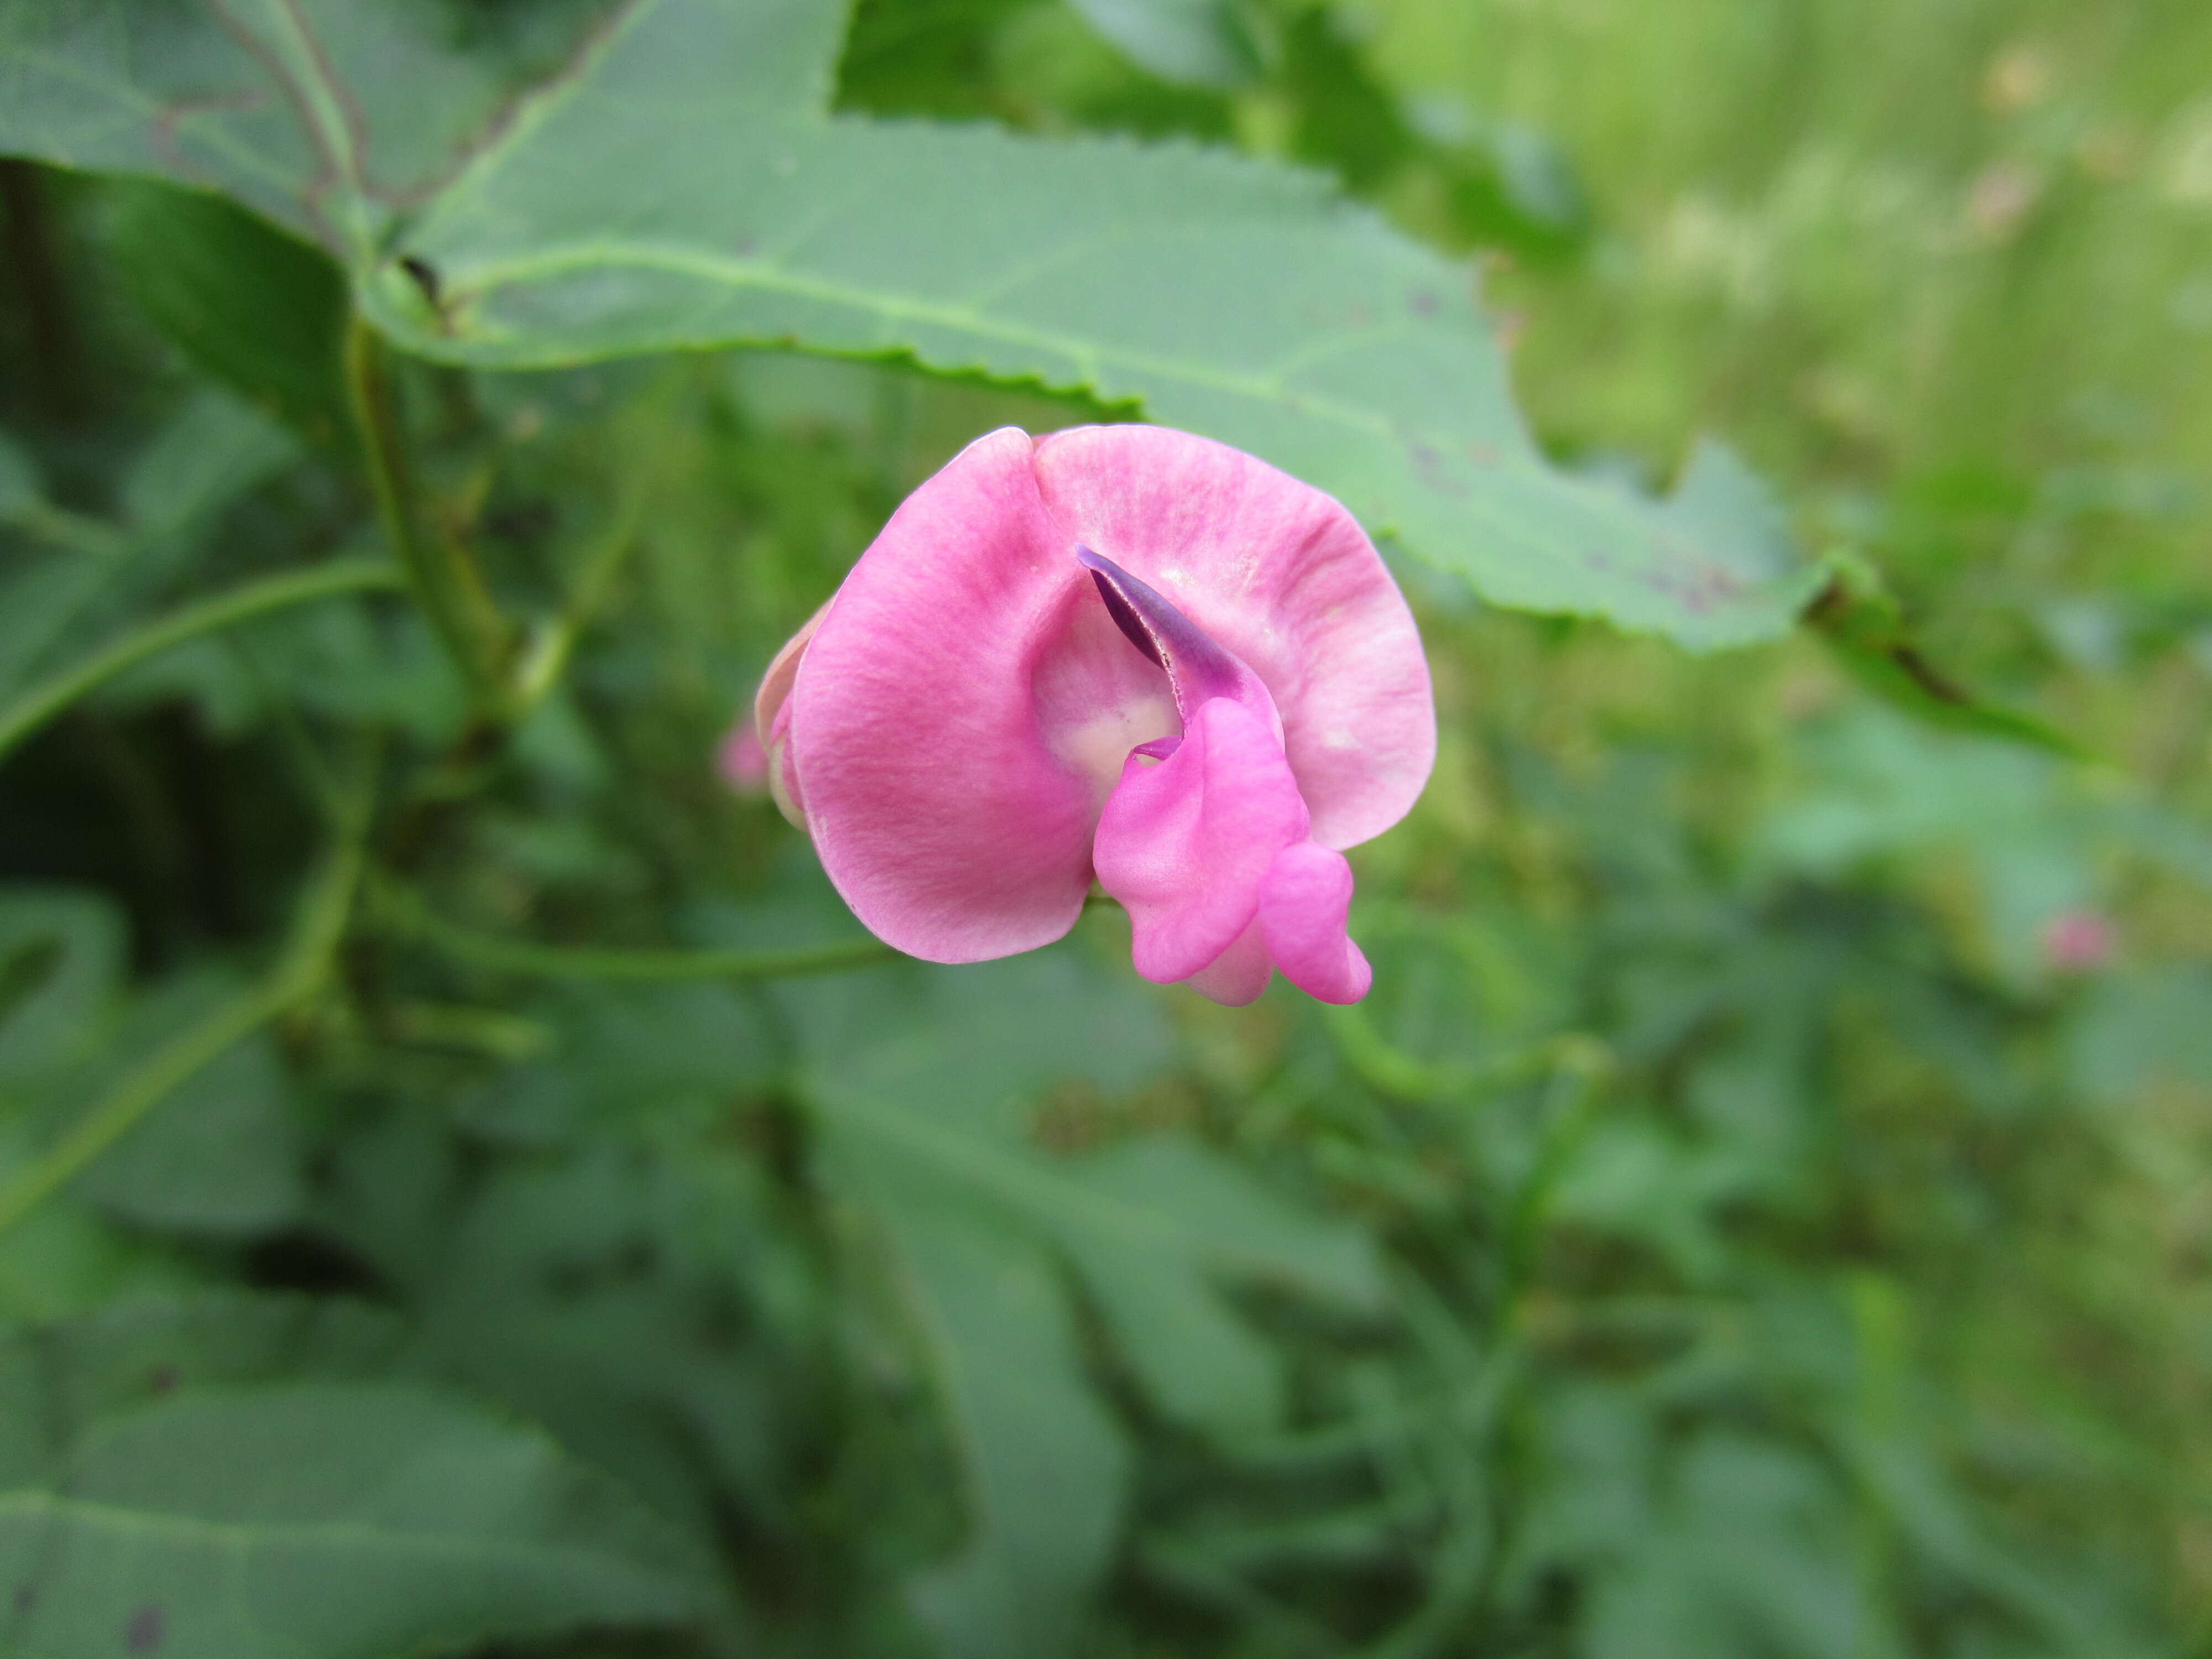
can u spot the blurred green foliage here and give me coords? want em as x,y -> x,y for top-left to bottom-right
1,2 -> 2209,1657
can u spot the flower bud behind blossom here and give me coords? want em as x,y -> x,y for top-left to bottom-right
717,722 -> 770,793
2040,907 -> 2117,973
744,425 -> 1436,1005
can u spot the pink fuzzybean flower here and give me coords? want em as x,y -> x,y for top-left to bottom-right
748,425 -> 1436,1005
717,722 -> 770,794
2039,907 -> 2117,974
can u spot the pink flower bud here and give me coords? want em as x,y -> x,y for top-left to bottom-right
717,722 -> 769,792
2041,907 -> 2117,973
749,425 -> 1435,1005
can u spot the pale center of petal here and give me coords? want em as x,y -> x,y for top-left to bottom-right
1051,692 -> 1181,806
1031,574 -> 1183,807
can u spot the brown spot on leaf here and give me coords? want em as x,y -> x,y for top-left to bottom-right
147,1364 -> 179,1395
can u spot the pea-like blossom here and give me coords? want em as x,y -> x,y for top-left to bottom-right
747,425 -> 1434,1005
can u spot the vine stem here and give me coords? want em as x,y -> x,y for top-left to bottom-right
0,811 -> 366,1244
508,473 -> 647,717
373,880 -> 896,982
345,312 -> 514,707
0,556 -> 404,766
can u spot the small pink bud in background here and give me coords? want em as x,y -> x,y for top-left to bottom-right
718,722 -> 769,792
745,425 -> 1436,1005
2041,907 -> 2117,973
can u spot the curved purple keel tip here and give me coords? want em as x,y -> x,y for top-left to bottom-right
1073,545 -> 1250,711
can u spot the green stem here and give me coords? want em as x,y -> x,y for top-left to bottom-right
345,314 -> 513,705
11,503 -> 128,557
0,820 -> 364,1244
0,557 -> 404,766
377,883 -> 895,982
508,480 -> 646,716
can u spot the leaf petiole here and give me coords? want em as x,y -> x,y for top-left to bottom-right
372,880 -> 896,981
0,556 -> 405,768
345,314 -> 517,709
0,804 -> 366,1244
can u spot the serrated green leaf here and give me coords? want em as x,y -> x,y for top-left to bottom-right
0,1383 -> 712,1659
0,0 -> 1823,646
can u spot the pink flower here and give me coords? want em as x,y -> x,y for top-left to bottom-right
717,722 -> 770,793
2040,907 -> 2117,974
751,425 -> 1435,1005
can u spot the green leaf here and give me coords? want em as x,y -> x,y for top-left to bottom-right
0,1383 -> 713,1659
0,390 -> 299,708
0,889 -> 124,1088
1066,0 -> 1261,88
1583,1434 -> 1875,1659
789,951 -> 1385,1650
101,178 -> 352,447
804,950 -> 1381,1432
74,970 -> 305,1238
374,1138 -> 811,1548
785,947 -> 1175,1117
1807,551 -> 2086,755
116,385 -> 297,543
0,0 -> 1824,648
1047,1137 -> 1383,1435
97,584 -> 465,744
873,1173 -> 1128,1659
0,431 -> 41,520
2065,967 -> 2212,1107
0,1292 -> 406,1483
0,1178 -> 192,1328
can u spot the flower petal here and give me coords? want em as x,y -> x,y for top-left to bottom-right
1259,842 -> 1373,1004
752,596 -> 831,753
1183,916 -> 1276,1006
1035,425 -> 1435,850
1074,545 -> 1280,742
1093,695 -> 1309,985
789,428 -> 1098,962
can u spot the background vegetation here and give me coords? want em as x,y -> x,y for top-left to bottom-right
1,1 -> 2209,1656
